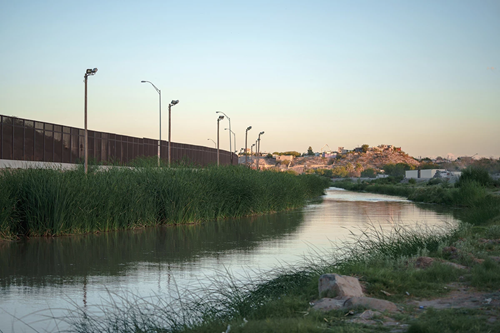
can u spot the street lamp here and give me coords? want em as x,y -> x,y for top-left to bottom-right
251,143 -> 256,163
256,131 -> 264,171
141,80 -> 162,167
245,126 -> 252,165
207,138 -> 216,148
84,68 -> 98,175
168,100 -> 179,166
216,111 -> 231,163
217,115 -> 224,166
225,128 -> 236,163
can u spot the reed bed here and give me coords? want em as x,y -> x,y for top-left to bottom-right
0,166 -> 330,239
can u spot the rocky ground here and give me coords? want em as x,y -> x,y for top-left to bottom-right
241,150 -> 420,174
310,260 -> 500,332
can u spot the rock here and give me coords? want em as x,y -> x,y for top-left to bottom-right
318,273 -> 364,298
441,261 -> 468,270
415,256 -> 434,269
443,246 -> 459,259
415,256 -> 467,270
311,297 -> 347,311
472,257 -> 485,264
344,296 -> 399,313
358,310 -> 380,320
347,318 -> 377,325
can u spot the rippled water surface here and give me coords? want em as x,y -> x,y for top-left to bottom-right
0,187 -> 459,332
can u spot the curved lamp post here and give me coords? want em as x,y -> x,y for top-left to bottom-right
207,138 -> 216,148
251,143 -> 256,164
225,128 -> 237,160
256,131 -> 264,170
217,115 -> 224,166
84,68 -> 98,175
245,126 -> 252,165
141,80 -> 162,167
216,111 -> 231,163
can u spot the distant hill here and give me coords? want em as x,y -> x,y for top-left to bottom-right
247,149 -> 420,175
243,150 -> 500,177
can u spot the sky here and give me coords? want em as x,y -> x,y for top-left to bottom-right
0,0 -> 499,159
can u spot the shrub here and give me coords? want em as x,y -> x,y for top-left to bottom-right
456,167 -> 493,188
427,178 -> 442,186
452,180 -> 488,207
360,168 -> 377,178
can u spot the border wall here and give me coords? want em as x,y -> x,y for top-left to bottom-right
0,114 -> 236,166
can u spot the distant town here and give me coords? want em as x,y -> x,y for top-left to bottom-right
242,144 -> 500,181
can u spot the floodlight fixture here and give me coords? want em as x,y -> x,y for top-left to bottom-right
216,111 -> 232,163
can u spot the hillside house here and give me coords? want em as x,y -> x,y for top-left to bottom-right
275,155 -> 294,162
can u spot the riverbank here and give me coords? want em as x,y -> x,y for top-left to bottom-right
64,172 -> 500,332
332,172 -> 500,227
0,166 -> 330,240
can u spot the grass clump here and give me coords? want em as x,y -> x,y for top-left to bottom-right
408,308 -> 500,333
0,166 -> 330,239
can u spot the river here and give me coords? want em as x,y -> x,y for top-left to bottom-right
0,187 -> 459,332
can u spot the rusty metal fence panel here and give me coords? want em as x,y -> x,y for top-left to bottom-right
0,114 -> 237,166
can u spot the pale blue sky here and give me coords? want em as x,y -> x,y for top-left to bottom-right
1,0 -> 499,158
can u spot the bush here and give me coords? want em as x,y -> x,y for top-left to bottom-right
452,180 -> 488,207
456,167 -> 493,188
427,178 -> 443,186
383,163 -> 415,177
360,168 -> 377,178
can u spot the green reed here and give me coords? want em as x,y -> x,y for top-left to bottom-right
0,166 -> 329,239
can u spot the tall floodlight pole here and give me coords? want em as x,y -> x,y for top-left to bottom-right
224,128 -> 237,163
141,80 -> 162,167
256,131 -> 264,171
84,68 -> 98,175
245,126 -> 252,165
216,111 -> 231,163
217,115 -> 224,166
251,143 -> 256,164
168,100 -> 179,166
207,138 -> 216,148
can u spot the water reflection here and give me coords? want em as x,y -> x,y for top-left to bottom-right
0,210 -> 306,289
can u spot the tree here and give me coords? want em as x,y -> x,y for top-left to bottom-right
307,146 -> 314,156
383,163 -> 414,177
361,144 -> 369,153
361,168 -> 377,178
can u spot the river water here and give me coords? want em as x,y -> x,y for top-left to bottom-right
0,188 -> 459,332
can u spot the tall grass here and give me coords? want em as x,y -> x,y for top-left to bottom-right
0,166 -> 330,239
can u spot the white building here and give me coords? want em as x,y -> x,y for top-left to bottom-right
405,169 -> 461,180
